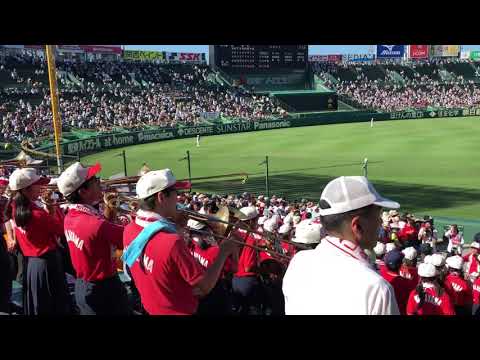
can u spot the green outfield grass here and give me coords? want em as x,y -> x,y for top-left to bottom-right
82,116 -> 480,220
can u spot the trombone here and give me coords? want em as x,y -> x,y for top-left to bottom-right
178,207 -> 310,256
102,172 -> 249,188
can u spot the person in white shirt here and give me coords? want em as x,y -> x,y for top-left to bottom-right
282,176 -> 401,315
445,224 -> 464,255
196,134 -> 200,147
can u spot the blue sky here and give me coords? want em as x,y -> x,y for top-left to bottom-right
125,45 -> 480,56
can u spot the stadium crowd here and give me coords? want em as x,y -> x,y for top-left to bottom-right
0,162 -> 479,316
0,53 -> 284,142
314,61 -> 480,112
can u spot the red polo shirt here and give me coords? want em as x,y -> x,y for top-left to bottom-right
12,202 -> 63,257
406,284 -> 455,315
462,253 -> 479,275
189,240 -> 233,277
234,229 -> 259,278
63,204 -> 124,282
382,270 -> 416,315
123,212 -> 205,315
443,273 -> 473,307
472,278 -> 480,305
398,223 -> 417,244
400,264 -> 419,284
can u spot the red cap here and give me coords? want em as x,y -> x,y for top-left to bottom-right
0,179 -> 9,187
174,180 -> 191,191
86,162 -> 102,181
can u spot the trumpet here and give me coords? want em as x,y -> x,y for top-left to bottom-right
103,192 -> 139,212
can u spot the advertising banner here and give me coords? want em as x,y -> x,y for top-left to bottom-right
81,45 -> 122,54
470,51 -> 480,61
376,45 -> 405,58
123,50 -> 165,61
308,55 -> 342,63
57,45 -> 84,53
327,54 -> 343,63
309,55 -> 328,62
24,45 -> 45,50
38,107 -> 480,157
343,54 -> 376,62
165,52 -> 205,63
409,45 -> 429,59
430,45 -> 460,57
179,52 -> 202,62
2,45 -> 25,49
200,112 -> 220,120
389,107 -> 480,120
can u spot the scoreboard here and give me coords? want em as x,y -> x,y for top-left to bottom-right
210,45 -> 308,72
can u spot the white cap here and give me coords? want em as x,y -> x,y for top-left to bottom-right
402,247 -> 417,261
263,217 -> 279,233
9,167 -> 49,191
292,221 -> 322,244
278,223 -> 292,235
471,242 -> 480,250
239,206 -> 258,221
258,216 -> 266,225
136,168 -> 191,200
386,243 -> 397,253
424,255 -> 432,264
57,162 -> 102,196
428,254 -> 445,267
418,263 -> 438,278
318,176 -> 400,216
373,242 -> 386,256
446,255 -> 463,270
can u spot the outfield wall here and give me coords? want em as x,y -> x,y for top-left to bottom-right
35,106 -> 480,157
32,107 -> 480,242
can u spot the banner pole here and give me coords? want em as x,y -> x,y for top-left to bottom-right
122,150 -> 128,177
45,45 -> 63,174
266,156 -> 270,198
187,150 -> 192,184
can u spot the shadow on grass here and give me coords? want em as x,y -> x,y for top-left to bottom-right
247,161 -> 384,177
193,172 -> 480,214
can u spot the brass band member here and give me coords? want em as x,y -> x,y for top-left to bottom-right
122,168 -> 239,315
58,162 -> 130,315
6,168 -> 70,315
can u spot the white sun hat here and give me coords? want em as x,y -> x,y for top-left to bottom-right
292,221 -> 322,245
402,247 -> 418,261
418,263 -> 437,278
445,255 -> 463,270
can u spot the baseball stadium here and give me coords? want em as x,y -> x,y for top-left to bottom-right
1,44 -> 480,316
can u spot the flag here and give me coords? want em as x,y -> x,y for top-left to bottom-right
114,152 -> 123,157
179,156 -> 188,161
258,159 -> 267,166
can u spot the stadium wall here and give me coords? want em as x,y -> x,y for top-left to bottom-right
35,107 -> 480,157
30,107 -> 480,240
